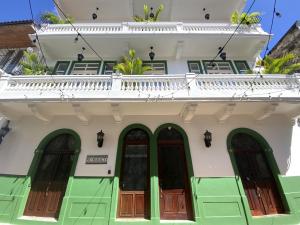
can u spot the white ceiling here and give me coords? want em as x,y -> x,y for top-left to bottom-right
56,0 -> 245,23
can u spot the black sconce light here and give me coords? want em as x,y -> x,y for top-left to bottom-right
149,46 -> 155,61
149,7 -> 155,19
0,120 -> 10,145
97,130 -> 104,147
218,47 -> 227,61
92,7 -> 99,20
77,47 -> 86,62
220,52 -> 227,61
203,8 -> 210,20
204,130 -> 212,148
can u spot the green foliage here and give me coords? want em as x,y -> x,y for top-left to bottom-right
20,50 -> 48,75
258,53 -> 300,74
133,4 -> 164,22
231,11 -> 260,25
41,12 -> 74,24
113,49 -> 152,75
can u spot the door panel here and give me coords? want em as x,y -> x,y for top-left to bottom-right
158,143 -> 193,220
232,133 -> 284,216
118,129 -> 149,218
24,134 -> 75,218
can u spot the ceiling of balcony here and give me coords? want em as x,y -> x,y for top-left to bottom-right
38,33 -> 267,62
55,0 -> 245,23
1,101 -> 299,123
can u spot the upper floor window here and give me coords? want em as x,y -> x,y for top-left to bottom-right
69,61 -> 101,75
203,60 -> 236,74
102,61 -> 117,75
187,61 -> 203,74
234,61 -> 250,74
53,61 -> 70,75
142,61 -> 167,75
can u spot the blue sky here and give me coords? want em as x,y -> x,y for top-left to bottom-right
0,0 -> 299,56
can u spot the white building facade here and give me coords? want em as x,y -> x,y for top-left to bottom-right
1,0 -> 300,225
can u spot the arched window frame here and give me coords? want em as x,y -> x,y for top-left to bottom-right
227,128 -> 289,219
18,129 -> 81,220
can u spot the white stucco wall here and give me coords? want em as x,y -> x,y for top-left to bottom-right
0,114 -> 298,177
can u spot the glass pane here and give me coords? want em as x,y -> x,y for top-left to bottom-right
143,62 -> 166,75
121,144 -> 148,191
159,145 -> 185,189
232,133 -> 261,152
103,62 -> 116,75
35,154 -> 60,181
204,61 -> 234,74
54,154 -> 75,181
71,62 -> 100,75
189,62 -> 201,74
158,128 -> 183,141
55,62 -> 69,75
235,61 -> 249,74
45,134 -> 75,153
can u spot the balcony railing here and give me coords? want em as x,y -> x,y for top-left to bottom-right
0,74 -> 299,101
37,22 -> 267,36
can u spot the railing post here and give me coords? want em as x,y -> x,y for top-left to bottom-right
111,74 -> 122,91
176,22 -> 184,32
122,22 -> 129,33
185,73 -> 197,95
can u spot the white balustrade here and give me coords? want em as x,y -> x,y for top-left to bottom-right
37,22 -> 266,35
0,74 -> 299,100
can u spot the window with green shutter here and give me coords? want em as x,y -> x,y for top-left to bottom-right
142,61 -> 168,75
187,61 -> 203,74
69,61 -> 101,75
102,61 -> 117,75
234,61 -> 251,74
202,60 -> 236,74
53,61 -> 70,75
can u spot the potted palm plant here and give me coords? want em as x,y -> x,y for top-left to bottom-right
133,4 -> 164,22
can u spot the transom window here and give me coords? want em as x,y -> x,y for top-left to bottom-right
203,61 -> 235,74
69,61 -> 101,75
142,61 -> 167,75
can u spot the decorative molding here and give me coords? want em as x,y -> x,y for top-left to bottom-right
27,104 -> 51,122
111,103 -> 123,123
180,103 -> 198,123
254,103 -> 278,121
72,103 -> 89,125
215,103 -> 236,123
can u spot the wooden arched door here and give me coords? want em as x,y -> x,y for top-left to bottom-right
24,134 -> 76,218
231,133 -> 284,216
118,129 -> 150,218
157,127 -> 193,220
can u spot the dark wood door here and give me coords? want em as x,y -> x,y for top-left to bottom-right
118,129 -> 149,218
158,142 -> 193,220
232,133 -> 284,216
24,134 -> 75,218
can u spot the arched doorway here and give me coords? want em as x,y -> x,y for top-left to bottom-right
118,128 -> 150,218
156,126 -> 193,220
229,131 -> 284,216
24,130 -> 80,218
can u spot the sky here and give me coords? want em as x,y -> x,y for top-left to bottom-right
0,0 -> 299,56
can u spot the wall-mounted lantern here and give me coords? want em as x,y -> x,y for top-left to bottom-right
149,46 -> 155,61
149,7 -> 155,19
203,8 -> 210,20
92,7 -> 99,20
204,130 -> 212,148
77,47 -> 86,62
97,130 -> 104,147
0,120 -> 10,145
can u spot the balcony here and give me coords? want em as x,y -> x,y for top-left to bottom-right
38,22 -> 266,36
1,74 -> 299,101
36,22 -> 268,60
